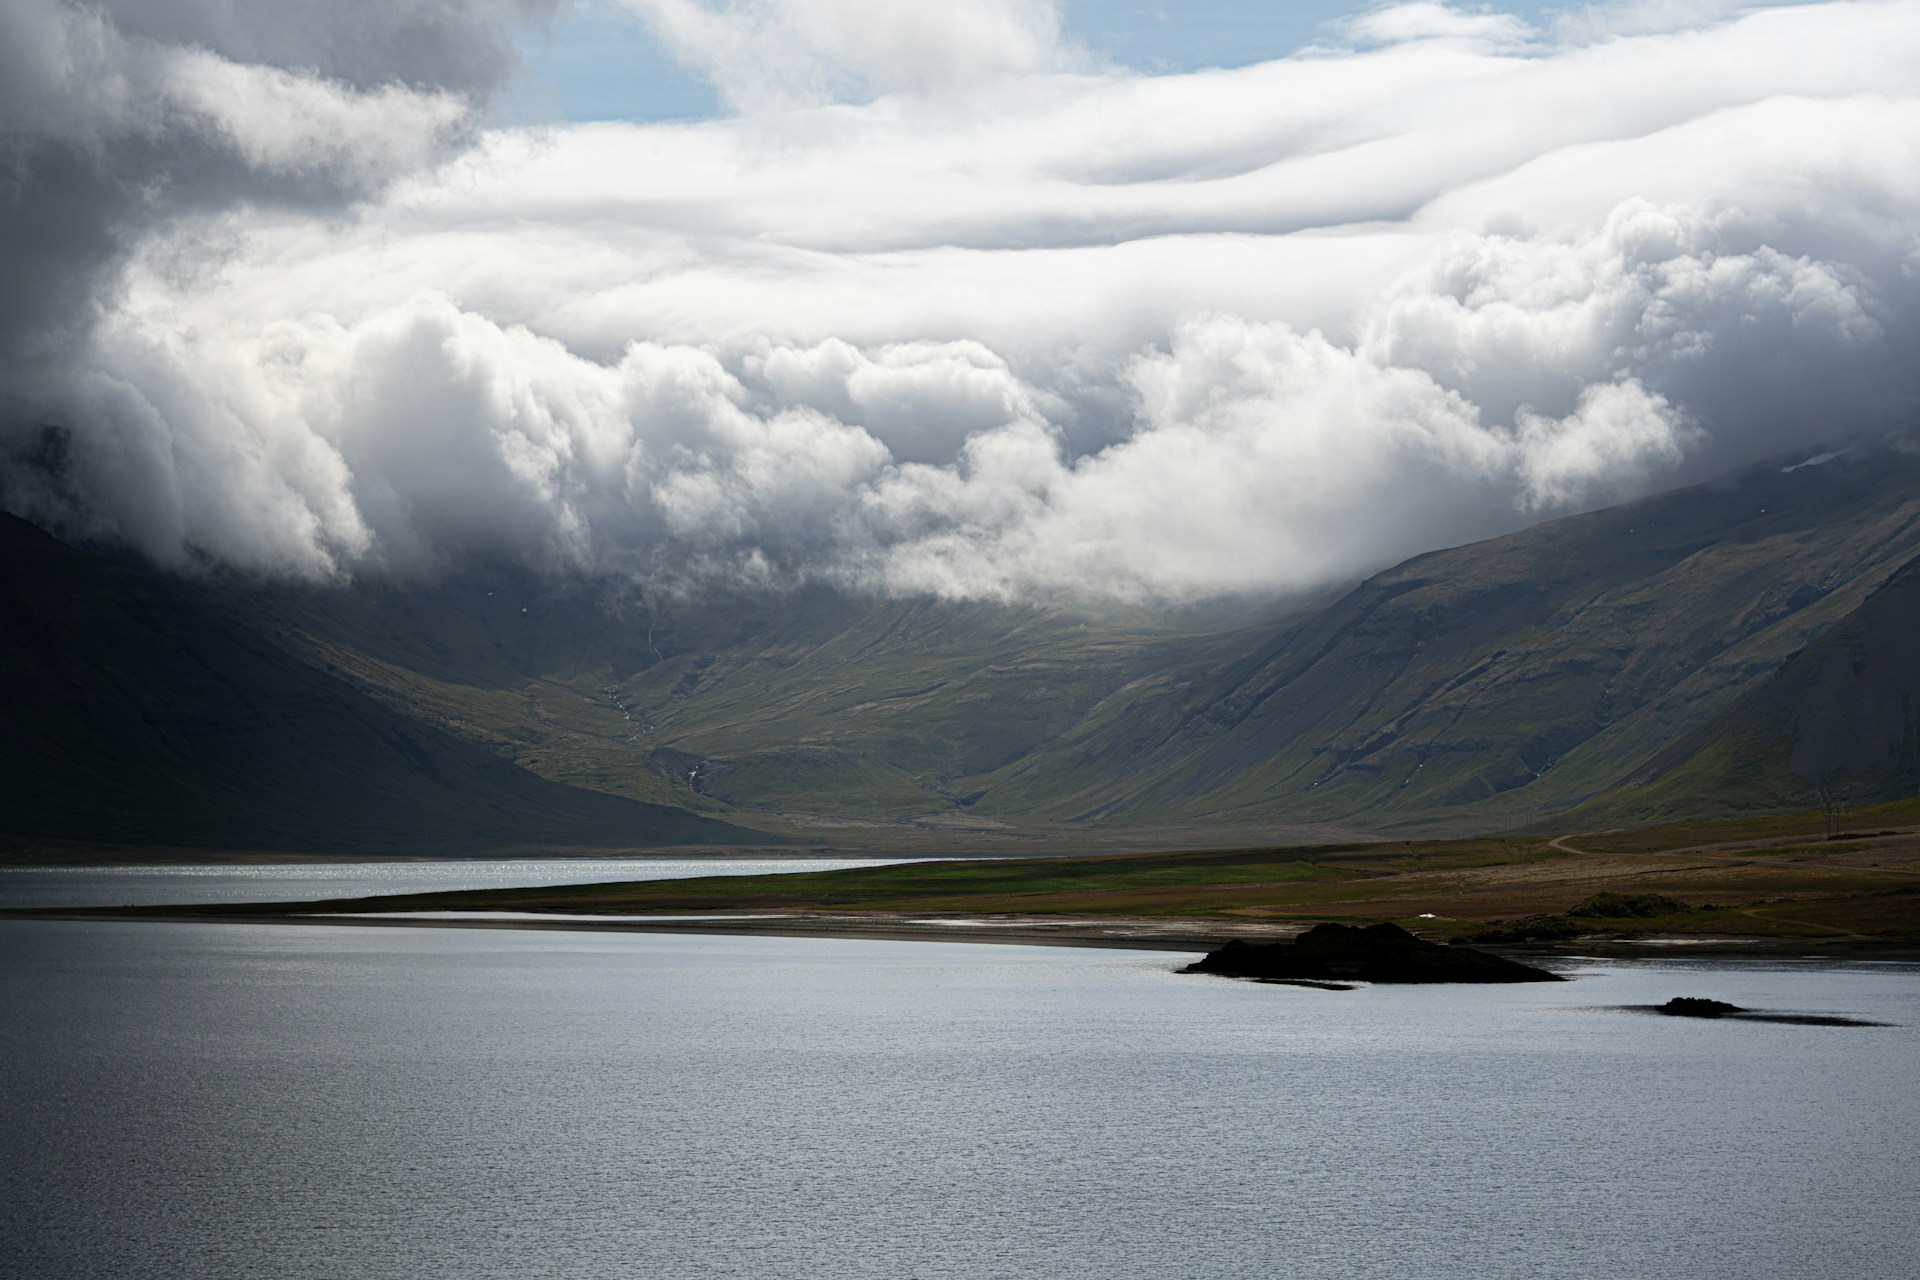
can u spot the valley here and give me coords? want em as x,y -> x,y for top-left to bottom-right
9,440 -> 1920,859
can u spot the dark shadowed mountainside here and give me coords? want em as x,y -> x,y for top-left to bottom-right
962,443 -> 1920,832
9,441 -> 1920,855
249,573 -> 1287,834
226,440 -> 1920,840
1601,548 -> 1920,820
0,515 -> 765,857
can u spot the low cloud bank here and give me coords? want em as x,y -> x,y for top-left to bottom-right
5,2 -> 1918,600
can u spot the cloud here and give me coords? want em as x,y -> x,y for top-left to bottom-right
1339,2 -> 1536,47
620,0 -> 1067,109
1550,0 -> 1751,43
5,1 -> 1920,601
0,0 -> 551,389
1514,379 -> 1694,509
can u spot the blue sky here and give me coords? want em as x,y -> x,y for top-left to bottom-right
509,1 -> 1625,122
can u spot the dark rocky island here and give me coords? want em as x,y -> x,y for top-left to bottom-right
1648,997 -> 1886,1026
1183,922 -> 1564,984
1657,997 -> 1746,1018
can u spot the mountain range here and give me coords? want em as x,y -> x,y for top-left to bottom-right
6,441 -> 1918,857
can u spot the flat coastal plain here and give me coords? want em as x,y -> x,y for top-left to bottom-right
18,800 -> 1920,959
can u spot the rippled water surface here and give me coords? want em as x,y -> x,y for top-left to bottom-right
0,858 -> 925,909
4,919 -> 1916,1279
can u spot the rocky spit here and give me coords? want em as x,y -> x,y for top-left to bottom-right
1182,922 -> 1564,985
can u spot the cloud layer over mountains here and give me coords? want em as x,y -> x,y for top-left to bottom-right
3,1 -> 1918,600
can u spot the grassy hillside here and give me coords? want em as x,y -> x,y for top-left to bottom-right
1587,553 -> 1920,823
22,441 -> 1918,855
970,444 -> 1920,832
263,576 -> 1278,831
229,443 -> 1920,841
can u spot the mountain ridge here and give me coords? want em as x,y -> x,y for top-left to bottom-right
958,444 -> 1920,832
8,440 -> 1918,856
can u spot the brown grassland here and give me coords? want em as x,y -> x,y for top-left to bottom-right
45,795 -> 1920,955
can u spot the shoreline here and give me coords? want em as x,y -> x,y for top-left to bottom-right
0,908 -> 1219,952
0,849 -> 945,869
7,907 -> 1919,961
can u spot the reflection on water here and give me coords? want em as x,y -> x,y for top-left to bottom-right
2,918 -> 1916,1279
0,858 -> 928,909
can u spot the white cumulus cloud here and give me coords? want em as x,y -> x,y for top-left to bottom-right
5,1 -> 1920,602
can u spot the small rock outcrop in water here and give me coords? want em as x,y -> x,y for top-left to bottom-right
1657,997 -> 1745,1018
1646,997 -> 1885,1026
1182,922 -> 1564,984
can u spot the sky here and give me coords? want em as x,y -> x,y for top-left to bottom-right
508,1 -> 1811,123
2,1 -> 1916,602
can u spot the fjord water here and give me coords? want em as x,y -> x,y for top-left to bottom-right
0,858 -> 924,910
4,922 -> 1915,1279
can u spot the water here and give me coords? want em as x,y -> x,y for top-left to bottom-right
0,858 -> 928,910
3,919 -> 1915,1279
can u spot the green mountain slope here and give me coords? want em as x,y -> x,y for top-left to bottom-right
0,516 -> 765,856
93,441 -> 1920,846
259,576 -> 1270,829
1598,549 -> 1920,820
968,445 -> 1920,832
